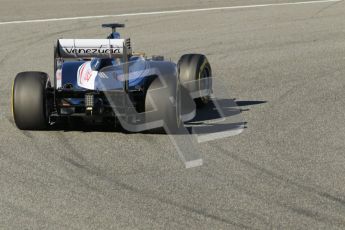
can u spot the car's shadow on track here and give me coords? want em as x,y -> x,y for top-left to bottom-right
49,118 -> 119,133
183,99 -> 266,139
48,99 -> 266,135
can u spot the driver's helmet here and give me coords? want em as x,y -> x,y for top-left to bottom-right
108,32 -> 121,39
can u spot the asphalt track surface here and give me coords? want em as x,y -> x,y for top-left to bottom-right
1,0 -> 345,229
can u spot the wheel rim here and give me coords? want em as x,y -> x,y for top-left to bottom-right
199,66 -> 211,103
176,79 -> 182,128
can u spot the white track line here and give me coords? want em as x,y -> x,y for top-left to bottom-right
0,0 -> 341,25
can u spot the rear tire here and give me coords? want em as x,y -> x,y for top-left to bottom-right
12,72 -> 51,130
178,54 -> 212,108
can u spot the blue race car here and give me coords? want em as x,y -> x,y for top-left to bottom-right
12,23 -> 212,132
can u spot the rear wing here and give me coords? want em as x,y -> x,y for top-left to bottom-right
56,38 -> 132,59
54,38 -> 132,92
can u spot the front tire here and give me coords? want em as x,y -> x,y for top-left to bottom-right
12,72 -> 51,130
145,76 -> 183,132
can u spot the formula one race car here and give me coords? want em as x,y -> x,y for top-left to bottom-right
12,23 -> 212,132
